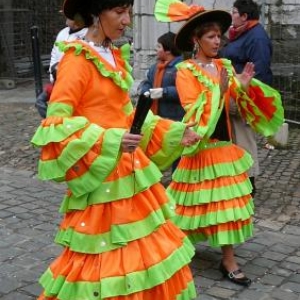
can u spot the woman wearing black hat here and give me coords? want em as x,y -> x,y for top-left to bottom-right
31,0 -> 201,299
155,0 -> 284,288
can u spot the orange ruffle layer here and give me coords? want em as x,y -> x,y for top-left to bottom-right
51,222 -> 186,280
176,195 -> 252,217
38,265 -> 193,300
59,184 -> 169,235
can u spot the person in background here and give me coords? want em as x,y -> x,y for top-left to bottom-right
35,18 -> 87,118
139,31 -> 185,172
155,0 -> 283,287
49,17 -> 87,82
31,0 -> 201,299
219,0 -> 273,196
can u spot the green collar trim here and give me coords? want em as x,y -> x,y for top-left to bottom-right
56,41 -> 133,91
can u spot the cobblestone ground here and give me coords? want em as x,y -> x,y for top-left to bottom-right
0,103 -> 40,172
0,99 -> 300,300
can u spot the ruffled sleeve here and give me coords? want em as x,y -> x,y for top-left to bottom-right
138,110 -> 187,171
31,103 -> 125,197
227,62 -> 284,137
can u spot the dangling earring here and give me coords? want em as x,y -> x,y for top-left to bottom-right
92,15 -> 99,37
192,42 -> 199,58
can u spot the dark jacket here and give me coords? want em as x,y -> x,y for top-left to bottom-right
139,56 -> 185,121
220,23 -> 273,85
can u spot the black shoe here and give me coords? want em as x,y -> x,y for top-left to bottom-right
219,262 -> 252,287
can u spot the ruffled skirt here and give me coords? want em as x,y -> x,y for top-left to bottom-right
37,183 -> 197,300
167,141 -> 254,247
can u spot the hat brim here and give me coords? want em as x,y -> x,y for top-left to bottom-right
175,10 -> 232,52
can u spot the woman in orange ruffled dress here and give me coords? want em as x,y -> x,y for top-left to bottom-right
155,0 -> 284,287
31,0 -> 202,299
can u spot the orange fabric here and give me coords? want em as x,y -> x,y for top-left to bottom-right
176,195 -> 252,217
65,138 -> 103,180
176,142 -> 245,170
38,265 -> 193,300
59,184 -> 169,234
145,118 -> 173,156
176,59 -> 227,129
185,218 -> 252,236
249,87 -> 276,121
152,61 -> 169,114
169,172 -> 248,192
168,3 -> 205,22
51,221 -> 186,279
49,41 -> 132,128
40,128 -> 86,161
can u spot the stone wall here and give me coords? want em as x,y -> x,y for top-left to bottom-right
132,0 -> 300,79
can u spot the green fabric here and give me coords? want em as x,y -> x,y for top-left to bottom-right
172,143 -> 253,183
36,123 -> 104,182
172,199 -> 254,229
57,41 -> 134,91
149,121 -> 186,171
59,162 -> 162,212
67,128 -> 125,197
231,73 -> 284,137
188,222 -> 253,247
154,0 -> 175,22
176,61 -> 226,157
168,178 -> 253,206
40,237 -> 195,299
47,102 -> 74,117
55,203 -> 175,253
31,114 -> 90,146
138,110 -> 187,171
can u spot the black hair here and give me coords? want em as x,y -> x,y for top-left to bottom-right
78,0 -> 134,27
233,0 -> 260,20
157,32 -> 181,57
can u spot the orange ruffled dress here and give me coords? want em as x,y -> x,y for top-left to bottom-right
31,41 -> 196,300
167,59 -> 284,247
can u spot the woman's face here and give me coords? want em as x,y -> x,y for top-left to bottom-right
99,6 -> 132,40
196,29 -> 221,58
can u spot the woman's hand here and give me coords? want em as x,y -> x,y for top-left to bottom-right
220,67 -> 229,97
122,132 -> 142,153
236,62 -> 255,92
181,122 -> 202,146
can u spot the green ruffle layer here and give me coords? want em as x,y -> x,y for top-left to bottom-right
172,199 -> 254,230
234,77 -> 284,137
59,162 -> 163,212
140,111 -> 187,171
168,178 -> 253,206
173,141 -> 253,183
39,237 -> 195,299
187,222 -> 253,247
32,114 -> 125,196
55,203 -> 176,254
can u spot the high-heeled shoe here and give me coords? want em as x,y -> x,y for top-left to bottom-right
219,262 -> 252,287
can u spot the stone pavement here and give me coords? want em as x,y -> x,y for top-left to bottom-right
0,81 -> 300,300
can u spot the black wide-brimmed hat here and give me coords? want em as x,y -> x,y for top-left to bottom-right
175,10 -> 232,52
